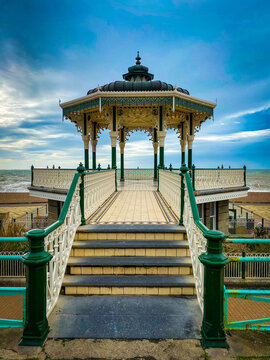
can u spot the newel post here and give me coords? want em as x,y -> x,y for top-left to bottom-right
77,162 -> 86,225
199,230 -> 230,349
243,165 -> 246,187
20,229 -> 53,346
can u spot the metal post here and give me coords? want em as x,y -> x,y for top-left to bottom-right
243,165 -> 246,187
31,165 -> 34,186
115,167 -> 117,192
199,230 -> 230,348
20,229 -> 53,346
30,213 -> 33,229
192,164 -> 195,190
242,249 -> 246,280
157,166 -> 160,192
77,163 -> 85,225
179,165 -> 188,226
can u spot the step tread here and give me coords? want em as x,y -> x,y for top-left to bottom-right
77,224 -> 185,233
63,275 -> 195,287
72,240 -> 189,249
68,256 -> 192,267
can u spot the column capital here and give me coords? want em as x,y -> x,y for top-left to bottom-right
180,139 -> 187,152
91,139 -> 98,152
187,135 -> 195,149
120,142 -> 125,154
158,130 -> 166,147
110,131 -> 118,147
82,135 -> 90,150
153,142 -> 158,154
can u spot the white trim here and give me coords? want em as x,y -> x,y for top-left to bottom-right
195,190 -> 248,204
29,190 -> 67,202
60,90 -> 216,109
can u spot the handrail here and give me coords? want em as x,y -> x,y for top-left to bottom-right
181,165 -> 229,348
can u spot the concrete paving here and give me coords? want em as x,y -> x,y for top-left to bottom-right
49,295 -> 202,339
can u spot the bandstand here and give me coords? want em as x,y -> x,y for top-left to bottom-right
1,53 -> 256,351
60,52 -> 215,177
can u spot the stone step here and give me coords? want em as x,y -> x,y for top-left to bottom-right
75,224 -> 186,241
63,275 -> 196,296
68,256 -> 192,276
70,240 -> 190,257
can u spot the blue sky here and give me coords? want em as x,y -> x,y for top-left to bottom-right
0,0 -> 269,169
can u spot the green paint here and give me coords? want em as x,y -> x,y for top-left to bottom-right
188,149 -> 192,169
159,106 -> 163,131
189,113 -> 193,136
154,153 -> 158,180
113,106 -> 116,131
112,147 -> 116,169
84,149 -> 89,170
83,114 -> 87,136
199,230 -> 229,349
182,169 -> 229,348
181,151 -> 185,166
159,147 -> 164,169
19,229 -> 53,346
77,163 -> 85,225
242,249 -> 246,280
92,151 -> 96,170
120,153 -> 124,181
63,96 -> 214,117
179,166 -> 186,225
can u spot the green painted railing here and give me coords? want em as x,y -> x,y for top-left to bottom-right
224,288 -> 270,331
224,238 -> 270,332
0,164 -> 116,346
180,165 -> 229,349
0,236 -> 27,329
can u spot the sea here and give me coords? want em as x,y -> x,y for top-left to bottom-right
0,169 -> 269,192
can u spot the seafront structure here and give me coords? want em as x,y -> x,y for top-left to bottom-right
3,53 -> 265,349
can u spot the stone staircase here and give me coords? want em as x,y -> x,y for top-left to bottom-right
62,225 -> 195,296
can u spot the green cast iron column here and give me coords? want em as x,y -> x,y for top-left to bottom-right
77,162 -> 86,225
20,229 -> 53,346
111,106 -> 117,169
120,127 -> 125,181
153,128 -> 158,180
199,230 -> 230,349
92,122 -> 97,170
180,122 -> 186,166
179,164 -> 188,226
84,149 -> 89,170
188,113 -> 193,169
158,106 -> 165,169
83,113 -> 89,170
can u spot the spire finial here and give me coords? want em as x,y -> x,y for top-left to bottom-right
136,51 -> 141,65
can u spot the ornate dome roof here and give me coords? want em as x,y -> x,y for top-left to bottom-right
87,52 -> 189,95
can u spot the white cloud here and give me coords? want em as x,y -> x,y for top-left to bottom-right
196,128 -> 270,142
222,102 -> 270,121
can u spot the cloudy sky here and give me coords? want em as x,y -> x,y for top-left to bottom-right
0,0 -> 269,170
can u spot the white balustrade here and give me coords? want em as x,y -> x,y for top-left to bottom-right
44,170 -> 115,316
159,170 -> 181,218
195,169 -> 244,190
183,182 -> 206,311
32,169 -> 77,190
45,182 -> 81,316
84,171 -> 115,219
